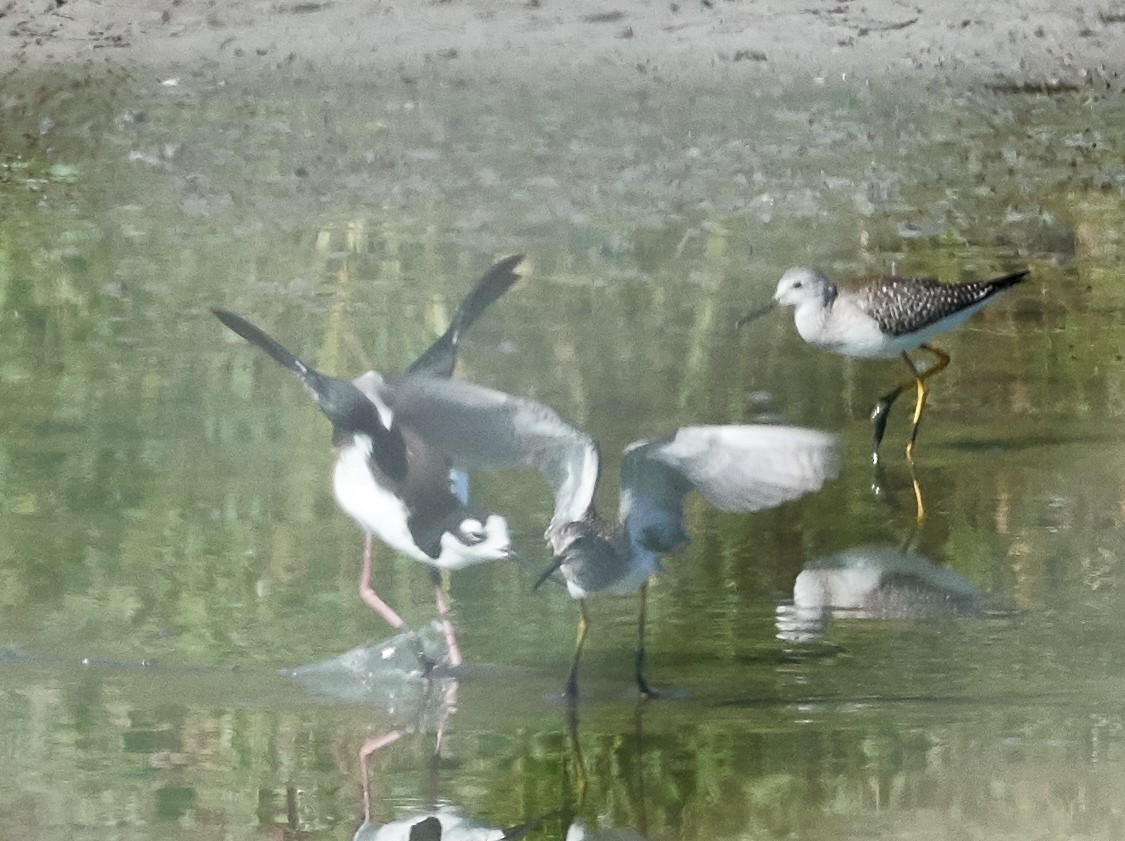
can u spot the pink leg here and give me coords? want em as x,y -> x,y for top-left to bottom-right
358,730 -> 405,824
360,535 -> 433,671
430,568 -> 463,668
359,534 -> 409,629
433,678 -> 460,759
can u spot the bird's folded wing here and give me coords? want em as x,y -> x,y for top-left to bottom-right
859,274 -> 1014,337
620,425 -> 839,551
359,374 -> 599,527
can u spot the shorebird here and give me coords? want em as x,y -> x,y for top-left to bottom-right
368,376 -> 840,697
744,267 -> 1028,463
213,255 -> 525,669
535,423 -> 839,698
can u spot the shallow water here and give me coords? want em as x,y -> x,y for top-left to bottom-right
1,67 -> 1125,839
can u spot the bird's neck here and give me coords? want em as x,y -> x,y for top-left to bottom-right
794,295 -> 835,346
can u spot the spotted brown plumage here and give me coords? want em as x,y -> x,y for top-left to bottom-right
757,265 -> 1029,467
855,271 -> 1029,337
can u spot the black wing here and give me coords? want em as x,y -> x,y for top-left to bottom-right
213,308 -> 407,480
405,255 -> 526,379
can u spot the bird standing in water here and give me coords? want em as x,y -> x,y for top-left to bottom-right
363,376 -> 840,698
534,423 -> 840,698
213,256 -> 525,670
745,267 -> 1027,463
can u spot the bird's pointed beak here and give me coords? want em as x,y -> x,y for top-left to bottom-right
532,557 -> 565,591
503,547 -> 522,564
735,300 -> 776,328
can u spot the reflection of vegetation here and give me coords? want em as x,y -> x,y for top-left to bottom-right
5,667 -> 1125,841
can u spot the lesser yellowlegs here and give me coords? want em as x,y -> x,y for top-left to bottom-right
213,256 -> 525,670
755,267 -> 1028,463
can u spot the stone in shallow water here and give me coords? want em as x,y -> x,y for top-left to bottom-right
284,621 -> 448,712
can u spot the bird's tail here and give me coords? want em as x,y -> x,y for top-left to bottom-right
987,270 -> 1030,293
406,254 -> 526,378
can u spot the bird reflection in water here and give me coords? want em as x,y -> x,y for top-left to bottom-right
776,544 -> 987,644
352,728 -> 507,841
352,707 -> 557,841
324,630 -> 651,840
561,703 -> 650,841
214,257 -> 526,671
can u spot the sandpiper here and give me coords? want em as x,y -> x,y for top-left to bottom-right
375,376 -> 840,697
538,424 -> 839,698
213,255 -> 525,669
750,267 -> 1028,463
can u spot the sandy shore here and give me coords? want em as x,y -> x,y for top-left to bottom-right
3,0 -> 1124,87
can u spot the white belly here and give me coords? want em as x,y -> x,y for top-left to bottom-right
332,441 -> 430,564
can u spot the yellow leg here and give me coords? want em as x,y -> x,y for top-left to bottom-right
565,701 -> 588,809
910,467 -> 926,525
903,344 -> 950,463
566,601 -> 589,700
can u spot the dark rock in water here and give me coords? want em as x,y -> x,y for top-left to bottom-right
285,621 -> 448,712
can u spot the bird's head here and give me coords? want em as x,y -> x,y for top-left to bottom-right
773,266 -> 835,309
536,515 -> 628,597
441,513 -> 519,568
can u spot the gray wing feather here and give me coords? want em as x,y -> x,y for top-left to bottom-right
620,425 -> 839,552
356,373 -> 599,528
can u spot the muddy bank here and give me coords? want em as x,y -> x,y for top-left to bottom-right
3,0 -> 1124,89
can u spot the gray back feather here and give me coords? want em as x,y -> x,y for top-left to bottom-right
858,271 -> 1027,337
356,373 -> 599,529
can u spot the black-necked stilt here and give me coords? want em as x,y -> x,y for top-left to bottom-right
374,377 -> 840,697
213,255 -> 525,670
745,267 -> 1028,464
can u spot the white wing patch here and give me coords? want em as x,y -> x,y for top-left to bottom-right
352,370 -> 394,430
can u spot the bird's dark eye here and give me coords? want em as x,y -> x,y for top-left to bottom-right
458,519 -> 486,545
793,281 -> 803,289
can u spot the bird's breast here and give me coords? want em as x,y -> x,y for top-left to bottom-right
332,440 -> 427,562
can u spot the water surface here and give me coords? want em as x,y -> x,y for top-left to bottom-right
2,67 -> 1124,839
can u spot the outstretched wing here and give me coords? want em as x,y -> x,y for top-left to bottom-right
620,425 -> 839,552
213,308 -> 407,479
356,373 -> 599,529
405,255 -> 526,379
